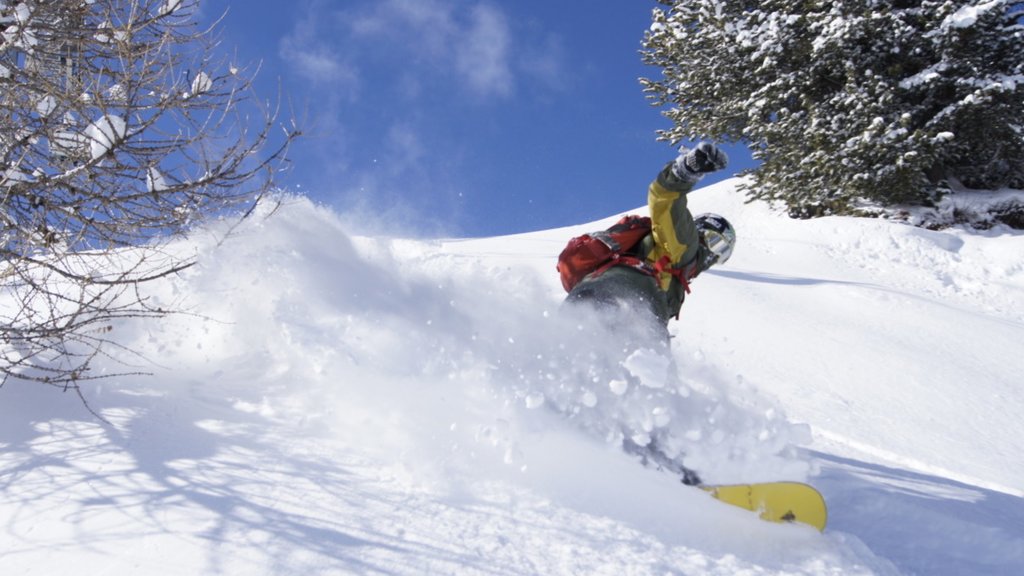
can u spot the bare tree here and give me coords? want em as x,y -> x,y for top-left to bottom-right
0,0 -> 298,393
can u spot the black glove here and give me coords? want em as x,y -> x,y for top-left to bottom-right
673,142 -> 728,180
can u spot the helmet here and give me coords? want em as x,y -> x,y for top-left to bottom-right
694,213 -> 736,266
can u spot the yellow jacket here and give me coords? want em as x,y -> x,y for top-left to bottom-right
645,163 -> 701,293
564,162 -> 704,325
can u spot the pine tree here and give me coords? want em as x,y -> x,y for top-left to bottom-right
641,1 -> 1024,217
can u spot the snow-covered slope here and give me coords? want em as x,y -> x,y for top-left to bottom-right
2,179 -> 1023,575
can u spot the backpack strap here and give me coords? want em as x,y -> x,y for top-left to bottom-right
589,253 -> 655,281
588,253 -> 700,296
653,255 -> 701,295
653,255 -> 703,320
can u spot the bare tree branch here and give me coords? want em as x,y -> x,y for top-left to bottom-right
0,0 -> 300,391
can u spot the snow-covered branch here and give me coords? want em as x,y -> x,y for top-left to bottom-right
0,0 -> 300,389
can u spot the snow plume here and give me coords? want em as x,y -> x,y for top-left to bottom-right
5,180 -> 1024,574
131,195 -> 809,488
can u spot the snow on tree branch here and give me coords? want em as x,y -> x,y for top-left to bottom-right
641,0 -> 1024,217
0,0 -> 301,390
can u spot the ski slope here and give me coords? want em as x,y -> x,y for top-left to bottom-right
2,178 -> 1023,575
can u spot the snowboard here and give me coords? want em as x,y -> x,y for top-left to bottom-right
701,482 -> 827,532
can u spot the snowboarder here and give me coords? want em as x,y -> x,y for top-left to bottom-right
564,142 -> 735,334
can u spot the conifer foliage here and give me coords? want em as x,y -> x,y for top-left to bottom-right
641,1 -> 1024,216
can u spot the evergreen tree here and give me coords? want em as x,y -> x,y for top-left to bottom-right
641,1 -> 1024,216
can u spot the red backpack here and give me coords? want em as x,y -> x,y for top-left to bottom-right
556,215 -> 653,292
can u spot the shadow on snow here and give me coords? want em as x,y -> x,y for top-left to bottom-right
814,451 -> 1024,576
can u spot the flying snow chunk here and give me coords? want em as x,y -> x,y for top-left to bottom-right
623,348 -> 672,389
652,407 -> 671,428
581,391 -> 598,408
631,432 -> 651,447
524,393 -> 545,409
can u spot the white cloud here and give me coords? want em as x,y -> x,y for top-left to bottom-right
520,33 -> 570,93
385,123 -> 425,167
345,0 -> 515,99
455,3 -> 513,97
283,0 -> 575,102
353,0 -> 455,56
279,7 -> 359,91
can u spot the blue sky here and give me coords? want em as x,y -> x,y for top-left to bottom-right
203,0 -> 755,237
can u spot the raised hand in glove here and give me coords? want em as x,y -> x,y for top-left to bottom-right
672,142 -> 729,181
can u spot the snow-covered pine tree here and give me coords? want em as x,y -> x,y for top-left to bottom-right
641,1 -> 1024,217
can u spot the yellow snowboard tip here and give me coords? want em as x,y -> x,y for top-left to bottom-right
704,482 -> 828,532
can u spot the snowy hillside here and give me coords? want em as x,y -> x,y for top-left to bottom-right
2,178 -> 1023,575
